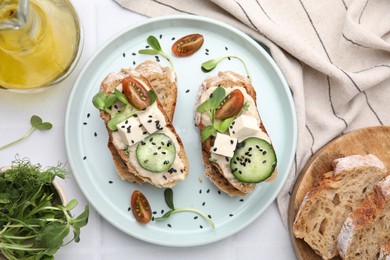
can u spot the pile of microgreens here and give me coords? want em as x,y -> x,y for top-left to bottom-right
0,158 -> 89,260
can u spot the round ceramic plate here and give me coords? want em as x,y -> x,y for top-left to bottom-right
65,15 -> 297,247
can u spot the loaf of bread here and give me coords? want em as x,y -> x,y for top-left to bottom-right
337,175 -> 390,259
293,154 -> 388,259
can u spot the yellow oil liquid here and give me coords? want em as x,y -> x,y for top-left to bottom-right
0,0 -> 80,90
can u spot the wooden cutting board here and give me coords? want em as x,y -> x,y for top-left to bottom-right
288,126 -> 390,260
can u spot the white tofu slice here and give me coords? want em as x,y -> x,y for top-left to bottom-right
210,133 -> 238,158
116,116 -> 148,146
137,103 -> 166,134
229,115 -> 260,140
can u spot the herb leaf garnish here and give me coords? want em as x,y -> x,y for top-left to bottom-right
201,55 -> 251,79
197,87 -> 235,142
154,188 -> 215,229
139,35 -> 174,70
0,115 -> 52,151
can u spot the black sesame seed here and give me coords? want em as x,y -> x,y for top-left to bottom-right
227,56 -> 231,60
147,119 -> 152,123
240,199 -> 244,202
202,202 -> 205,206
205,48 -> 209,52
87,113 -> 90,118
152,142 -> 156,145
159,34 -> 162,39
199,189 -> 202,194
83,156 -> 87,160
263,151 -> 267,155
230,140 -> 234,145
122,53 -> 126,57
94,132 -> 97,137
128,207 -> 131,211
185,89 -> 190,93
167,224 -> 172,228
218,190 -> 221,195
163,160 -> 169,165
152,216 -> 155,221
109,180 -> 113,184
229,213 -> 234,217
208,214 -> 212,219
153,152 -> 157,155
83,122 -> 87,125
171,37 -> 175,40
158,146 -> 162,150
162,151 -> 166,154
194,216 -> 198,220
138,124 -> 143,127
213,147 -> 217,152
143,131 -> 148,135
144,159 -> 148,163
161,209 -> 164,214
225,46 -> 228,50
153,211 -> 157,214
141,141 -> 146,145
145,45 -> 150,48
133,61 -> 136,65
262,160 -> 267,163
205,52 -> 209,55
163,175 -> 167,180
200,225 -> 203,229
132,52 -> 136,56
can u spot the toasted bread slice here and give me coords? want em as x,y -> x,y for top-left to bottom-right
98,61 -> 189,187
194,71 -> 277,196
293,154 -> 388,259
337,174 -> 390,259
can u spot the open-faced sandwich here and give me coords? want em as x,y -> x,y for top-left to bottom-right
93,60 -> 189,188
194,71 -> 277,196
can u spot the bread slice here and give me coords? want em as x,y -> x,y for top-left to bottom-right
337,174 -> 390,259
293,154 -> 388,259
379,239 -> 390,260
194,71 -> 277,196
98,61 -> 189,187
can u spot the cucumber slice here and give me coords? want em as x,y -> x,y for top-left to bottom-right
136,132 -> 176,172
230,137 -> 277,183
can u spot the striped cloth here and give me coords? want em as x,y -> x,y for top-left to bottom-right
113,0 -> 390,226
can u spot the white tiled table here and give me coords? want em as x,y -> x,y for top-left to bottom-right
0,1 -> 296,259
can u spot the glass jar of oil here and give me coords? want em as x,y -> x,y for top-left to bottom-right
0,0 -> 82,90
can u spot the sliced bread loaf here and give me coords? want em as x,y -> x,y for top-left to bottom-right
293,154 -> 388,259
337,175 -> 390,259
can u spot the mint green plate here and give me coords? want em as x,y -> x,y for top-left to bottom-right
65,15 -> 297,247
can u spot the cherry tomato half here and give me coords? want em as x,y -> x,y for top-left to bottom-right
122,76 -> 151,110
131,190 -> 152,224
215,89 -> 244,120
171,34 -> 204,57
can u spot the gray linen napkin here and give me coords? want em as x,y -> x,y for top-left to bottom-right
113,0 -> 390,226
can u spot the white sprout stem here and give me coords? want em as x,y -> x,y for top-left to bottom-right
0,127 -> 35,151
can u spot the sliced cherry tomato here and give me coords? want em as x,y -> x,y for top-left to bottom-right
215,89 -> 244,120
131,190 -> 152,224
171,34 -> 204,57
122,77 -> 151,110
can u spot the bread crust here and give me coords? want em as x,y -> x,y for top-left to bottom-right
194,71 -> 276,196
98,61 -> 188,187
293,154 -> 388,259
337,174 -> 390,259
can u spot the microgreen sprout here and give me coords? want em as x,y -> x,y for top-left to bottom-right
196,87 -> 236,142
154,188 -> 215,229
201,55 -> 251,79
138,35 -> 174,70
0,115 -> 52,151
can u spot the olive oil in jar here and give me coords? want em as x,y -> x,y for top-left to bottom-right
0,0 -> 81,90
